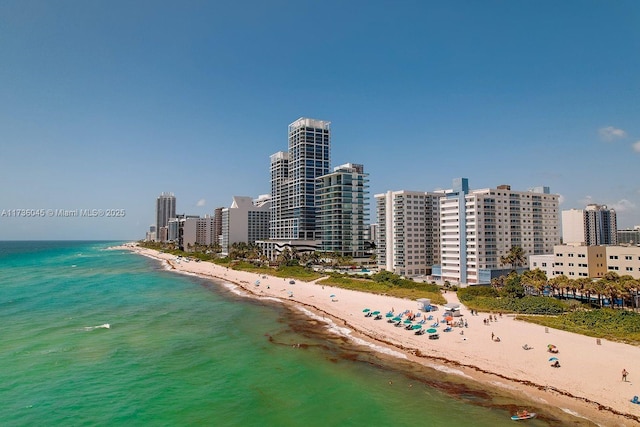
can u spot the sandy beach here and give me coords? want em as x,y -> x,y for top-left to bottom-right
116,243 -> 640,426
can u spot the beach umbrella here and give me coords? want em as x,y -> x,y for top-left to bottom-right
363,308 -> 371,313
427,328 -> 438,334
445,316 -> 453,321
392,317 -> 402,322
330,294 -> 336,298
289,280 -> 295,284
548,344 -> 556,348
404,319 -> 413,324
548,357 -> 558,361
385,312 -> 394,318
371,311 -> 380,315
412,324 -> 422,330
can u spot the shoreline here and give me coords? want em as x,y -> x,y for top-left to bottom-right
114,243 -> 640,426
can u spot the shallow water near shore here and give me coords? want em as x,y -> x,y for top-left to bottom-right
0,241 -> 591,426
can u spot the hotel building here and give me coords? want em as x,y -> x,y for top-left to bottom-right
269,118 -> 331,241
221,196 -> 271,255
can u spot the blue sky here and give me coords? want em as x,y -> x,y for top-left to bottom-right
1,1 -> 639,240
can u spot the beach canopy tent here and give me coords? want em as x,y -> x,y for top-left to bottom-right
443,303 -> 462,317
417,298 -> 432,311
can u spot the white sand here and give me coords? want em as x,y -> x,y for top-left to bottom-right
115,243 -> 640,425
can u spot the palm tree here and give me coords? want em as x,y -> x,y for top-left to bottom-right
575,277 -> 592,304
500,246 -> 526,270
491,275 -> 506,292
521,268 -> 547,296
549,275 -> 568,299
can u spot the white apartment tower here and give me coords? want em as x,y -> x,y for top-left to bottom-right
316,163 -> 370,258
375,190 -> 441,277
269,118 -> 331,240
436,179 -> 560,284
562,204 -> 618,246
221,196 -> 271,255
156,192 -> 176,242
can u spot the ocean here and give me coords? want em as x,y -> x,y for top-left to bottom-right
0,241 -> 584,426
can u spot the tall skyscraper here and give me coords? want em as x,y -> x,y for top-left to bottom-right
562,204 -> 617,246
316,163 -> 370,257
156,192 -> 176,242
270,118 -> 331,240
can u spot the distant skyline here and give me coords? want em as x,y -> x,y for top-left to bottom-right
1,1 -> 639,240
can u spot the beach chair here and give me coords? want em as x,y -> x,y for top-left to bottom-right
443,326 -> 452,332
427,315 -> 433,320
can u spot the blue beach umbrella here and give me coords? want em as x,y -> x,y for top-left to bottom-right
549,357 -> 558,362
330,294 -> 336,298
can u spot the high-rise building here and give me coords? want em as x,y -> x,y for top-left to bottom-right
562,204 -> 617,246
434,179 -> 560,284
213,207 -> 224,246
375,190 -> 442,277
316,163 -> 370,258
221,196 -> 271,255
585,204 -> 617,246
269,118 -> 331,240
156,192 -> 176,242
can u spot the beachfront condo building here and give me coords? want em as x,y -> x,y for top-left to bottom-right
562,205 -> 618,246
269,118 -> 331,241
375,190 -> 442,277
156,192 -> 176,242
220,195 -> 271,255
316,163 -> 370,258
432,179 -> 561,285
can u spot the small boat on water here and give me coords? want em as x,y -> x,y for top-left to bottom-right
511,410 -> 536,421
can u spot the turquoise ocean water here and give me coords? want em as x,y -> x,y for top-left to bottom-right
1,241 -> 585,426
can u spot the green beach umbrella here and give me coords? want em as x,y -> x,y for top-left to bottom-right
385,312 -> 394,318
363,308 -> 371,312
412,324 -> 422,330
403,319 -> 412,324
371,311 -> 380,315
427,328 -> 438,334
392,317 -> 402,322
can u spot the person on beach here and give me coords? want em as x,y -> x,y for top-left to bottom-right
491,332 -> 494,340
622,369 -> 628,381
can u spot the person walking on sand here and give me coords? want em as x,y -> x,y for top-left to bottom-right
622,369 -> 629,381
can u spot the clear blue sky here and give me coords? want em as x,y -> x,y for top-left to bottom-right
1,1 -> 639,240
